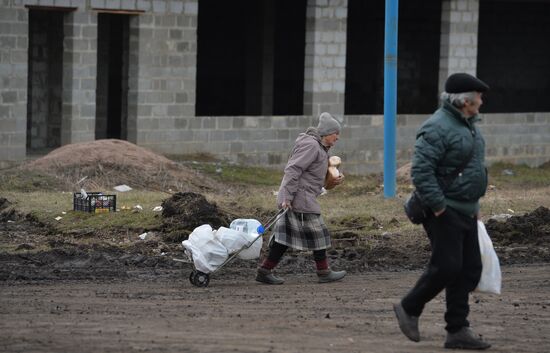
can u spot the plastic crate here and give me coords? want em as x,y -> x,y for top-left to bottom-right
73,192 -> 116,213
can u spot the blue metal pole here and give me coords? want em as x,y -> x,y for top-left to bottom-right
383,0 -> 398,198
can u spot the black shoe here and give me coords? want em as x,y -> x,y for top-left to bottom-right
255,268 -> 284,285
444,327 -> 491,350
317,269 -> 346,283
393,302 -> 420,342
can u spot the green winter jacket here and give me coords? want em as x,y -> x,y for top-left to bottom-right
411,99 -> 488,217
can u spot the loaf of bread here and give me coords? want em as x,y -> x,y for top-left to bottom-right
325,156 -> 342,190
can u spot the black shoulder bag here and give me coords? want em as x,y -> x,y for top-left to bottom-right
404,140 -> 476,224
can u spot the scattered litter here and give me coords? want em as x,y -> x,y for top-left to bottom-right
120,205 -> 131,211
488,184 -> 496,190
77,176 -> 88,185
272,190 -> 278,196
139,232 -> 148,240
80,188 -> 88,199
490,214 -> 513,221
507,208 -> 515,213
152,206 -> 163,212
7,220 -> 14,223
114,184 -> 132,192
54,216 -> 62,221
132,205 -> 143,212
61,211 -> 66,215
502,169 -> 514,176
320,187 -> 328,196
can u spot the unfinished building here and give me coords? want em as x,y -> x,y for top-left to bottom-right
1,0 -> 549,173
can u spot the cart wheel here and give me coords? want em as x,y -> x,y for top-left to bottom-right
188,270 -> 196,285
191,271 -> 210,287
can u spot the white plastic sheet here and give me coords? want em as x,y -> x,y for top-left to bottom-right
182,224 -> 228,274
475,220 -> 502,295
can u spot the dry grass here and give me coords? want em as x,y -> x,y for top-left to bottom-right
1,160 -> 549,246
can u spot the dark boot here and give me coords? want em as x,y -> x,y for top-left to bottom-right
444,327 -> 491,350
317,269 -> 346,283
255,267 -> 284,285
393,302 -> 420,342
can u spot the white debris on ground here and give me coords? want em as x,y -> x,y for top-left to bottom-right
114,184 -> 132,192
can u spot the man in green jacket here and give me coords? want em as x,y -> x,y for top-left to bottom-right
394,73 -> 492,350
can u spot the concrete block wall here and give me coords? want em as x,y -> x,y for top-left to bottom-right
480,113 -> 550,167
0,4 -> 28,160
61,11 -> 97,144
128,0 -> 198,151
303,0 -> 347,118
1,0 -> 550,174
169,112 -> 550,175
438,0 -> 479,92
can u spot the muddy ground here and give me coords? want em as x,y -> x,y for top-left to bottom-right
1,264 -> 549,353
1,217 -> 550,353
1,194 -> 550,352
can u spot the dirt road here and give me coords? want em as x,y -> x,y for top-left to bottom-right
1,264 -> 549,353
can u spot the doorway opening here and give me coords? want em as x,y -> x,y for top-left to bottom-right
96,13 -> 130,140
27,9 -> 64,153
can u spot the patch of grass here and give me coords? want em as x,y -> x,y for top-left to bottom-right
165,152 -> 220,163
3,191 -> 167,233
0,169 -> 67,192
49,209 -> 160,234
3,160 -> 549,243
187,162 -> 282,186
488,162 -> 550,188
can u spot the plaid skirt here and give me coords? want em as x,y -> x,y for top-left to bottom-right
272,210 -> 331,251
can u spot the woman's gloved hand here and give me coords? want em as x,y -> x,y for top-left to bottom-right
281,200 -> 292,210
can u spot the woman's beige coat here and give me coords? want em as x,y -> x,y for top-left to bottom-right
276,128 -> 329,214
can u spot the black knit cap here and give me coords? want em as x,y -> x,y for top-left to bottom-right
445,73 -> 489,93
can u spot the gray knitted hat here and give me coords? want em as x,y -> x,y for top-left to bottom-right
317,112 -> 341,136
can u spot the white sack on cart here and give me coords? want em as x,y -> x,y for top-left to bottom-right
217,221 -> 263,260
182,224 -> 228,274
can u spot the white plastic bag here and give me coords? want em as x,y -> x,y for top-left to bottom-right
182,224 -> 228,273
216,225 -> 262,260
475,220 -> 502,295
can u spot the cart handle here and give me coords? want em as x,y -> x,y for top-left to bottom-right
256,208 -> 288,234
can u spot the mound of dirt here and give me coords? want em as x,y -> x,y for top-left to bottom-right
0,196 -> 23,222
486,206 -> 550,246
160,192 -> 231,242
21,139 -> 219,192
396,162 -> 412,184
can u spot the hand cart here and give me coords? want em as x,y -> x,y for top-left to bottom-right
184,208 -> 288,287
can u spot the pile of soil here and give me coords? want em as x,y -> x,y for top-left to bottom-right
487,206 -> 550,246
21,139 -> 219,192
159,192 -> 231,242
0,197 -> 22,222
486,206 -> 550,264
